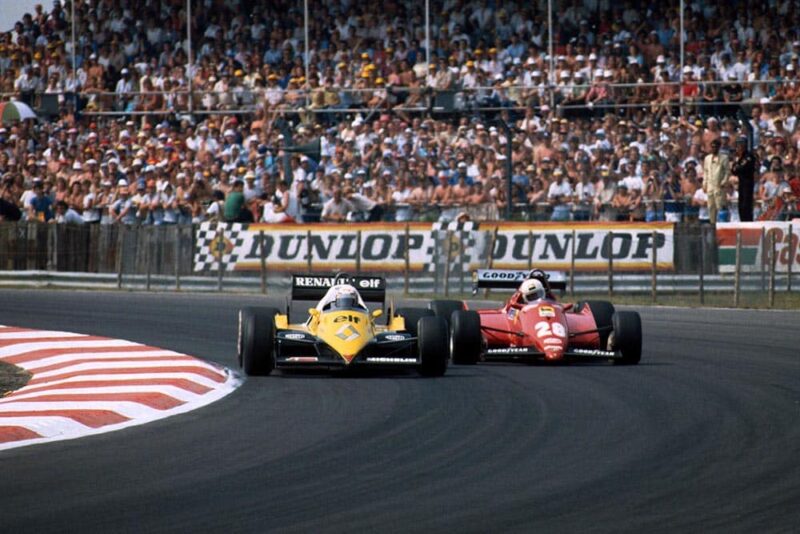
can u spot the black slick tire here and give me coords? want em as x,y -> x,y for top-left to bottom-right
395,307 -> 435,337
611,311 -> 642,365
584,300 -> 616,348
418,316 -> 449,377
429,300 -> 465,329
450,310 -> 482,365
238,307 -> 278,376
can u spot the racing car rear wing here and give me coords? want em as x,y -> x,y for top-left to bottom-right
291,274 -> 386,303
472,269 -> 567,294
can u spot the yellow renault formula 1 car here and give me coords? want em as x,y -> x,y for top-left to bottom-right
237,274 -> 449,376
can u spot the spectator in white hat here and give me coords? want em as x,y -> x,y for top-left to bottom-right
115,68 -> 134,111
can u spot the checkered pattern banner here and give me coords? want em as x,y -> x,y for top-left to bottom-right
194,222 -> 247,272
428,221 -> 481,273
430,221 -> 479,233
191,222 -> 674,273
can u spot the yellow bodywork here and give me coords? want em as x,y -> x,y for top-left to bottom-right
275,307 -> 407,364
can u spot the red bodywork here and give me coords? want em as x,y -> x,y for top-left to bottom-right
477,292 -> 603,361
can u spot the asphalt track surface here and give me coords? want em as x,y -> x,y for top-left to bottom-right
1,289 -> 798,533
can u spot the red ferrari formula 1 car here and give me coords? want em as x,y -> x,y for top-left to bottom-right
448,269 -> 642,365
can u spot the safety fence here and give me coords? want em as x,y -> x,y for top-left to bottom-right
0,223 -> 194,276
10,80 -> 798,119
303,200 -> 781,225
0,221 -> 797,307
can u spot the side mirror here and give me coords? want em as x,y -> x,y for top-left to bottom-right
308,308 -> 319,318
371,309 -> 383,319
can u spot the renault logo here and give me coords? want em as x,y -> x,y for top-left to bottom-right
335,324 -> 360,342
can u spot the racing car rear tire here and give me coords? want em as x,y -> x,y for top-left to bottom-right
239,307 -> 278,376
611,311 -> 642,365
429,300 -> 465,329
584,300 -> 616,348
417,316 -> 449,377
450,310 -> 482,365
395,308 -> 435,337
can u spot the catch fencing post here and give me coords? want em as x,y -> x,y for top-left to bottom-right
174,227 -> 181,291
444,230 -> 453,297
432,236 -> 439,295
306,229 -> 313,273
26,222 -> 36,270
734,229 -> 742,307
217,223 -> 225,292
260,230 -> 267,295
484,227 -> 498,299
760,226 -> 766,291
651,230 -> 657,304
570,229 -> 576,298
116,226 -> 124,289
788,224 -> 793,293
459,234 -> 465,295
47,224 -> 56,271
769,231 -> 777,308
0,225 -> 7,270
146,226 -> 153,291
607,231 -> 614,298
527,230 -> 534,271
699,227 -> 705,305
404,223 -> 410,296
356,230 -> 362,274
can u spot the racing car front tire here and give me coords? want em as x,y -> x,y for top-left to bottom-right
450,310 -> 482,365
395,307 -> 435,337
417,316 -> 449,377
583,300 -> 616,348
239,307 -> 278,376
611,311 -> 642,365
429,300 -> 465,329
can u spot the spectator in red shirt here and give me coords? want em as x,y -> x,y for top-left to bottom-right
681,67 -> 700,115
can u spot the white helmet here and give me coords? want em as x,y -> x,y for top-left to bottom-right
332,284 -> 363,309
519,278 -> 545,303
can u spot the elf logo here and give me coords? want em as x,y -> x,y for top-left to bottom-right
334,315 -> 361,323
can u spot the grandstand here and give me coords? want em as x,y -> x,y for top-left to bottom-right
0,0 -> 799,225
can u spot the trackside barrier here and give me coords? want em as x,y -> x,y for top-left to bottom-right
1,221 -> 798,308
0,270 -> 795,296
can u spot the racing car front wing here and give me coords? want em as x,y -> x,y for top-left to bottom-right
275,331 -> 420,368
483,347 -> 621,362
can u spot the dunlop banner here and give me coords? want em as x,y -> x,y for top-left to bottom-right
481,222 -> 674,270
194,221 -> 675,272
195,222 -> 439,272
717,221 -> 800,273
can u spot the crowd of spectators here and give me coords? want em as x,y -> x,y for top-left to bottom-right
1,0 -> 800,226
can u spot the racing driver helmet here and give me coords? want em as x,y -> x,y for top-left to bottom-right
333,285 -> 361,309
519,278 -> 546,303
